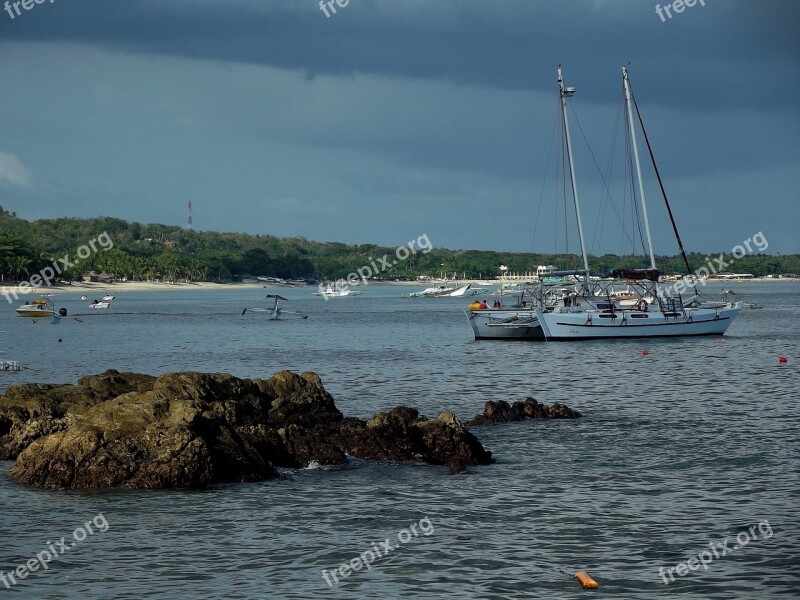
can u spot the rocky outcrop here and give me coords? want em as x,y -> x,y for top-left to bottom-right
341,407 -> 492,473
467,398 -> 582,426
1,370 -> 495,489
0,370 -> 156,460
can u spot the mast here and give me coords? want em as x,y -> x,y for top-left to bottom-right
622,66 -> 657,271
557,65 -> 590,282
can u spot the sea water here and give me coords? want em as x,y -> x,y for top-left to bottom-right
1,282 -> 798,598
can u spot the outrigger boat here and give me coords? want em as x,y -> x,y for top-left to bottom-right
466,66 -> 742,341
243,295 -> 308,320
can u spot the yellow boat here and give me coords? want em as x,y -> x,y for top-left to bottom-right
16,298 -> 55,317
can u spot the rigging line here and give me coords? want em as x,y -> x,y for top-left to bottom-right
600,101 -> 626,255
631,91 -> 693,278
591,104 -> 619,255
530,106 -> 561,253
557,102 -> 566,258
564,149 -> 570,260
559,96 -> 570,260
623,100 -> 648,261
623,112 -> 633,256
569,100 -> 637,256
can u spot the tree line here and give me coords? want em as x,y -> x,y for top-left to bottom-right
1,208 -> 798,284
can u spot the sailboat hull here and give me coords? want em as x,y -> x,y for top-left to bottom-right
465,309 -> 546,340
534,303 -> 742,340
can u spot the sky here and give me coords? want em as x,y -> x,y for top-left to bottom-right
0,0 -> 798,256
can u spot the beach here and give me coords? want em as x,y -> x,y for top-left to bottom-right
0,280 -> 266,299
2,276 -> 794,302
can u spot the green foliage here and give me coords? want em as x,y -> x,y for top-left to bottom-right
0,212 -> 797,283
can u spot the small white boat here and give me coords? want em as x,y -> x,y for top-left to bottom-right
407,285 -> 451,297
407,284 -> 473,297
90,300 -> 110,309
314,285 -> 362,298
80,295 -> 89,301
102,294 -> 115,301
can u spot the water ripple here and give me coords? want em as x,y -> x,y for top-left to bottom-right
1,282 -> 798,598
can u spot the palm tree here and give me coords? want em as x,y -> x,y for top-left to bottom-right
9,255 -> 31,282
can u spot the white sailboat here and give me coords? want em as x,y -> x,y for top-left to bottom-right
467,65 -> 742,341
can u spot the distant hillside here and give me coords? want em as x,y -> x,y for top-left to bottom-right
1,208 -> 798,283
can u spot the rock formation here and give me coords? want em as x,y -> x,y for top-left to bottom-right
1,370 -> 501,489
467,398 -> 582,426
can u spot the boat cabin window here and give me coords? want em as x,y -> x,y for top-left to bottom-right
630,314 -> 649,319
597,303 -> 614,310
598,314 -> 616,319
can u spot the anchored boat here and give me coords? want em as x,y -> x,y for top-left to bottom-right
243,294 -> 308,320
15,298 -> 67,321
16,298 -> 56,317
314,284 -> 363,298
466,65 -> 742,341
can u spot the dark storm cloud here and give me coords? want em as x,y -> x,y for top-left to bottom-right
1,0 -> 797,253
3,0 -> 798,110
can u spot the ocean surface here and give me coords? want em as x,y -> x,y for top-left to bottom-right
1,281 -> 798,599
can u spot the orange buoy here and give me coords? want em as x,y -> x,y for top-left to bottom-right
779,356 -> 788,363
575,571 -> 598,589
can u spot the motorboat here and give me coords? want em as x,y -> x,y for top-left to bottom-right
314,284 -> 363,298
102,294 -> 115,301
407,284 -> 473,298
90,300 -> 110,309
16,298 -> 55,317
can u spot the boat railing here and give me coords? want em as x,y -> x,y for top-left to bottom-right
656,295 -> 685,313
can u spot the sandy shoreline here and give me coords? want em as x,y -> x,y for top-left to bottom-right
0,280 -> 426,298
1,277 -> 795,299
0,281 -> 267,298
